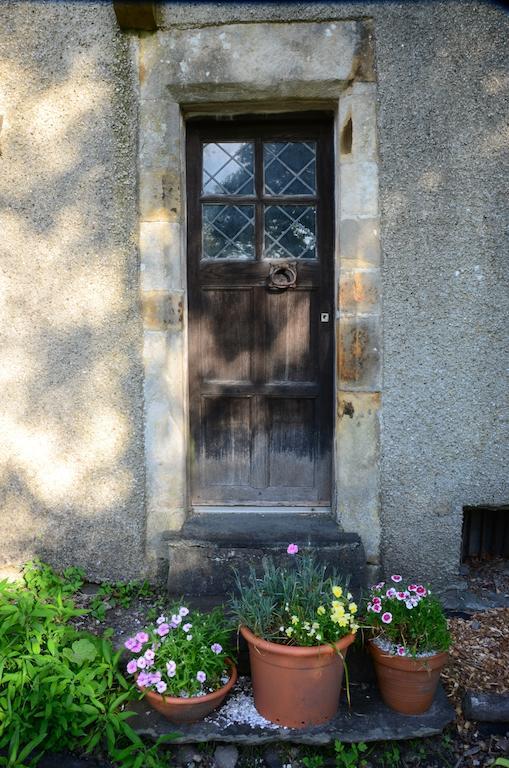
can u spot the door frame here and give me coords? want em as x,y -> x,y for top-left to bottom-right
136,20 -> 382,575
185,114 -> 335,508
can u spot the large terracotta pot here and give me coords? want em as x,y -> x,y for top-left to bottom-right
369,641 -> 448,715
141,661 -> 237,724
240,625 -> 355,728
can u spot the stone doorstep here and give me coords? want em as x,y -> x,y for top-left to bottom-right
167,513 -> 367,598
128,681 -> 455,746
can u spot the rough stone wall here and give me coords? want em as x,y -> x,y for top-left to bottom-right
159,1 -> 509,585
0,1 -> 144,580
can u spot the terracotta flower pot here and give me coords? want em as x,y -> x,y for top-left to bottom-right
369,641 -> 448,715
240,625 -> 355,728
141,661 -> 237,724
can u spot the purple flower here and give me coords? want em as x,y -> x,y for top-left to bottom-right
156,681 -> 167,694
386,587 -> 397,598
166,661 -> 176,677
126,660 -> 138,675
148,672 -> 161,685
183,623 -> 192,633
131,641 -> 142,653
211,643 -> 223,655
137,672 -> 149,688
171,614 -> 182,626
287,543 -> 299,555
135,631 -> 149,644
136,656 -> 147,669
396,646 -> 406,656
179,606 -> 190,617
144,649 -> 155,661
124,637 -> 137,651
156,615 -> 166,625
196,671 -> 206,683
156,623 -> 170,637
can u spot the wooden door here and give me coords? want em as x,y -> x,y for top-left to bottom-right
187,115 -> 334,506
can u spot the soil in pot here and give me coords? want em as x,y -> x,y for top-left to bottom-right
369,640 -> 448,715
141,661 -> 238,724
240,626 -> 355,728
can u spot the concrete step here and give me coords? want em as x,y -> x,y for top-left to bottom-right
166,513 -> 367,599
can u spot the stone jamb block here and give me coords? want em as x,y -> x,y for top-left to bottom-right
339,268 -> 381,315
140,221 -> 182,291
337,314 -> 381,391
139,169 -> 181,223
340,162 -> 379,218
339,85 -> 378,164
340,217 -> 381,266
139,100 -> 182,172
336,391 -> 381,563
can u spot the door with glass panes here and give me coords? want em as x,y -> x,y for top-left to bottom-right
187,115 -> 334,506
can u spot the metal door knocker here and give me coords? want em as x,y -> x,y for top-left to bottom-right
266,262 -> 298,292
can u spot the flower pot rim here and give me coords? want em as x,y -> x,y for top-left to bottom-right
368,639 -> 449,670
240,625 -> 355,656
140,659 -> 237,707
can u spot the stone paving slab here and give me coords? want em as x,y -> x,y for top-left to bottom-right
128,680 -> 455,746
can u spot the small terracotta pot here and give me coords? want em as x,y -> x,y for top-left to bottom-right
369,641 -> 448,715
141,661 -> 237,724
241,625 -> 355,728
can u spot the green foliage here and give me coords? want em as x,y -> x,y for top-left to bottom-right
491,760 -> 509,767
334,741 -> 368,768
301,755 -> 325,768
380,742 -> 401,767
90,580 -> 153,621
229,554 -> 356,644
0,563 -> 176,768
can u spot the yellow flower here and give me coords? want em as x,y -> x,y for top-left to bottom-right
312,622 -> 319,630
285,627 -> 293,637
332,602 -> 345,616
317,605 -> 326,616
348,602 -> 358,614
304,621 -> 310,630
332,585 -> 343,598
351,623 -> 359,633
336,616 -> 349,627
291,615 -> 299,625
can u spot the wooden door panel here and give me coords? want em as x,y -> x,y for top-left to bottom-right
200,396 -> 251,488
201,289 -> 253,383
268,398 -> 315,490
265,289 -> 316,383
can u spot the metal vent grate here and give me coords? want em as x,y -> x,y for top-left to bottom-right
462,505 -> 509,561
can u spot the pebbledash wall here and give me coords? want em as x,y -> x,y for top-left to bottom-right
0,1 -> 507,587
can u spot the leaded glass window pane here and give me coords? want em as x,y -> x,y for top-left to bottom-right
202,142 -> 255,195
264,205 -> 316,260
264,142 -> 316,195
202,204 -> 255,260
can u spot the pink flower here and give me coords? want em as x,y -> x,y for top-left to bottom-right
171,614 -> 182,626
144,649 -> 155,661
374,581 -> 385,590
156,615 -> 166,625
137,672 -> 149,688
156,681 -> 167,694
396,646 -> 406,656
408,584 -> 418,592
136,657 -> 147,669
372,597 -> 382,605
135,632 -> 149,644
126,660 -> 138,675
391,575 -> 402,583
156,623 -> 170,637
386,588 -> 397,598
381,612 -> 393,624
183,623 -> 192,633
287,543 -> 299,555
396,591 -> 407,601
416,585 -> 427,596
124,637 -> 137,651
131,642 -> 142,653
147,672 -> 161,685
179,606 -> 190,617
372,603 -> 382,613
196,671 -> 206,683
211,643 -> 223,654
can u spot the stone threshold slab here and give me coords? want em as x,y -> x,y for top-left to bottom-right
128,680 -> 455,746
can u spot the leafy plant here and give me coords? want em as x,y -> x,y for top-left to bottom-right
491,760 -> 509,767
301,754 -> 325,768
90,580 -> 153,621
380,742 -> 401,767
334,741 -> 368,768
363,576 -> 451,656
124,605 -> 234,697
229,546 -> 358,645
0,562 -> 176,767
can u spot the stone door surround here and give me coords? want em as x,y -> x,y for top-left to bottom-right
136,20 -> 382,577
